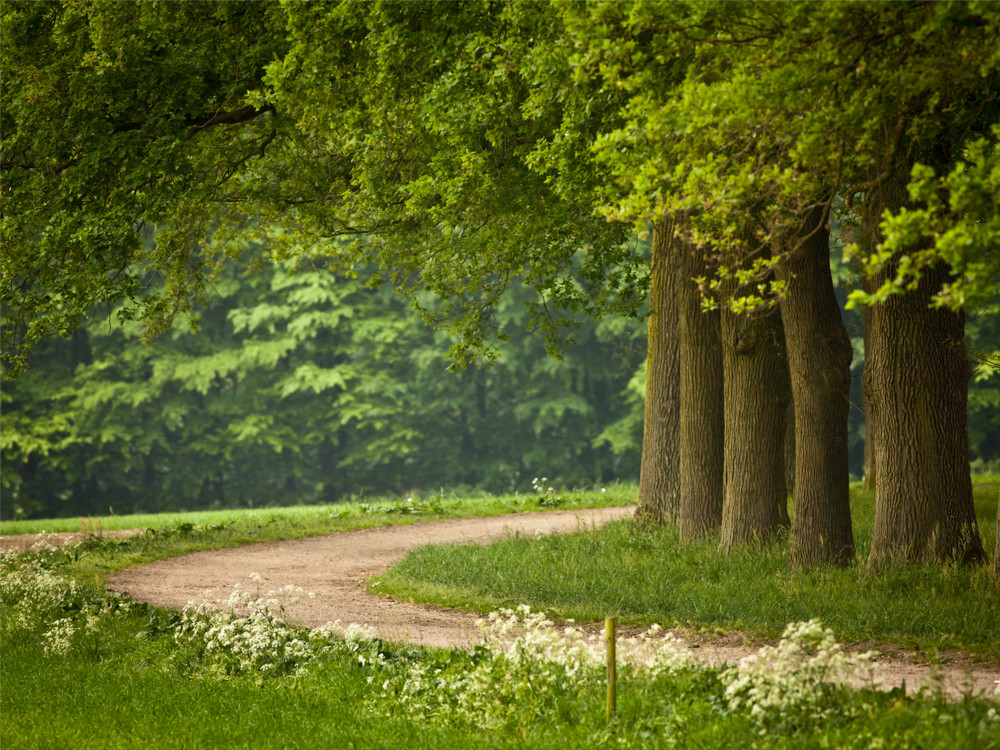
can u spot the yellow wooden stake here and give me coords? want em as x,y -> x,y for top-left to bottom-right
606,617 -> 616,722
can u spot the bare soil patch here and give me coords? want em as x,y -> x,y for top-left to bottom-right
8,508 -> 998,699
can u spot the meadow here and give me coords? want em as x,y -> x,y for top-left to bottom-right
2,481 -> 998,749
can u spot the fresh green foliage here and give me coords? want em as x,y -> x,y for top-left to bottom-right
377,481 -> 1000,655
538,2 -> 1000,316
0,2 -> 288,370
1,0 -> 645,373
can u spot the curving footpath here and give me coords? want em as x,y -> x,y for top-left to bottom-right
43,506 -> 997,699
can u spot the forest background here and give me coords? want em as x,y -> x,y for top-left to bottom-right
3,246 -> 998,520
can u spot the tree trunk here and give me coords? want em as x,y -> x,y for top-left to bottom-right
777,205 -> 855,567
636,218 -> 681,525
784,398 -> 796,496
676,236 -> 724,540
994,484 -> 1000,582
719,260 -> 790,551
864,161 -> 985,567
861,303 -> 876,491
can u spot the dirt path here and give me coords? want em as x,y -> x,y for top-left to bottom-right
12,508 -> 999,699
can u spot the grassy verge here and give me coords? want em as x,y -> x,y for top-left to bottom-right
376,479 -> 1000,657
1,485 -> 635,581
0,484 -> 635,536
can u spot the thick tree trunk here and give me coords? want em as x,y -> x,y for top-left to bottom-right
777,205 -> 855,567
636,218 -> 680,525
676,236 -> 724,540
864,161 -> 985,567
719,263 -> 790,551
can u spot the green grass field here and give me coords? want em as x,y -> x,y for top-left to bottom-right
3,481 -> 999,749
377,480 -> 1000,656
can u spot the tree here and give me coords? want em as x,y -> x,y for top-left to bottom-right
674,226 -> 724,541
572,1 -> 997,566
777,206 -> 855,566
635,219 -> 680,525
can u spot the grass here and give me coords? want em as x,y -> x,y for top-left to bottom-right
5,605 -> 996,750
376,479 -> 1000,658
2,628 -> 512,750
0,484 -> 633,536
3,480 -> 1000,748
0,485 -> 635,580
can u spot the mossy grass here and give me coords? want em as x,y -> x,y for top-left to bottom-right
376,478 -> 1000,658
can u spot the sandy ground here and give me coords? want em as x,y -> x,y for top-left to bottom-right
6,507 -> 999,699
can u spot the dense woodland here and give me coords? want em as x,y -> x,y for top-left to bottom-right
2,2 -> 998,570
1,258 -> 649,517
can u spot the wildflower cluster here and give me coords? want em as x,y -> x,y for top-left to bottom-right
375,606 -> 695,733
530,477 -> 564,507
173,573 -> 357,679
2,548 -> 138,658
720,619 -> 877,728
0,549 -> 79,633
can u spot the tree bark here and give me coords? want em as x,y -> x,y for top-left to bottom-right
784,398 -> 796,497
864,161 -> 985,567
994,484 -> 1000,582
676,236 -> 724,540
636,218 -> 681,525
777,205 -> 855,567
861,304 -> 876,491
719,258 -> 790,551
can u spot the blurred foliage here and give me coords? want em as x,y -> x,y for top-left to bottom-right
1,255 -> 646,519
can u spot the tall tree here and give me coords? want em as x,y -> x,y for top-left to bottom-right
718,239 -> 791,550
777,205 -> 855,566
675,231 -> 724,541
863,159 -> 984,565
635,219 -> 680,525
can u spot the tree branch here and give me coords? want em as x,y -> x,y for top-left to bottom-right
186,104 -> 276,138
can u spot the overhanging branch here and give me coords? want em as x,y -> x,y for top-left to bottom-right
186,104 -> 276,138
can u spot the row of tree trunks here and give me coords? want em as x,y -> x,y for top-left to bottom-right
638,189 -> 986,571
777,205 -> 855,567
675,234 -> 724,541
863,158 -> 984,567
636,218 -> 681,525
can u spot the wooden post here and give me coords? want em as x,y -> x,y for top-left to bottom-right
606,617 -> 616,723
